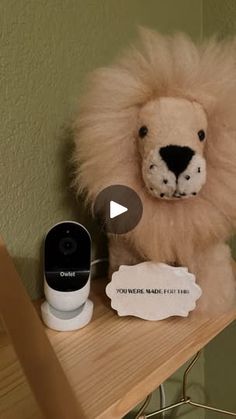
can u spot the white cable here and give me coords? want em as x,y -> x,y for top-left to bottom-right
136,384 -> 166,418
91,258 -> 109,266
159,384 -> 166,418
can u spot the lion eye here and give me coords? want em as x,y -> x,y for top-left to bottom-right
139,125 -> 148,138
198,130 -> 206,141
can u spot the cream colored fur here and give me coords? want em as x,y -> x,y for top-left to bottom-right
73,28 -> 236,314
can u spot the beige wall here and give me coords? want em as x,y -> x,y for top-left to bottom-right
203,1 -> 236,417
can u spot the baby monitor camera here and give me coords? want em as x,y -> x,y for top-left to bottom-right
41,221 -> 93,331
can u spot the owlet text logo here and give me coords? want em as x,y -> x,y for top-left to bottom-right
60,271 -> 76,277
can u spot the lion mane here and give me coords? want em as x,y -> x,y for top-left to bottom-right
73,28 -> 236,279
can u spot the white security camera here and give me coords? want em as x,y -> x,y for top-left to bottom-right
41,221 -> 93,331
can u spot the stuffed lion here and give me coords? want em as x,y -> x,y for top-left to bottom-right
73,28 -> 236,313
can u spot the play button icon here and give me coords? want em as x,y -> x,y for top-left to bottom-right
94,185 -> 143,234
110,201 -> 128,219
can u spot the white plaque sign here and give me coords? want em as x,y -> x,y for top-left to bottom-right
105,262 -> 202,320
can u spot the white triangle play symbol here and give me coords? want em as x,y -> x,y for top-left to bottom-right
110,200 -> 128,219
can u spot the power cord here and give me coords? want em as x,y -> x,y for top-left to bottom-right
159,384 -> 166,418
134,384 -> 166,419
91,258 -> 109,266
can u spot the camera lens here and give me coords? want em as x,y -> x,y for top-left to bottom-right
59,237 -> 77,256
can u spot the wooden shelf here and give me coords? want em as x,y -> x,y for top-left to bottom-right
0,278 -> 236,419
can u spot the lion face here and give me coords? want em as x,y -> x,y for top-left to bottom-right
137,97 -> 208,200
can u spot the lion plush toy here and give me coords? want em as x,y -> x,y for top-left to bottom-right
73,28 -> 236,313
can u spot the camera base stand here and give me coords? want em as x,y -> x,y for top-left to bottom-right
41,299 -> 93,331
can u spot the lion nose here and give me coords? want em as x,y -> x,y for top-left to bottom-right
159,145 -> 195,177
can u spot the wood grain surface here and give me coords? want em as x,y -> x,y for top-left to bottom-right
0,238 -> 86,419
0,277 -> 236,419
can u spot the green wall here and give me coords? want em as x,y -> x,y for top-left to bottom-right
1,0 -> 202,298
203,0 -> 236,38
2,1 -> 236,419
203,1 -> 236,418
1,1 -> 205,419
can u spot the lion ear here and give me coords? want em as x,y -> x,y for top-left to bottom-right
135,27 -> 173,85
137,26 -> 166,51
137,25 -> 158,41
